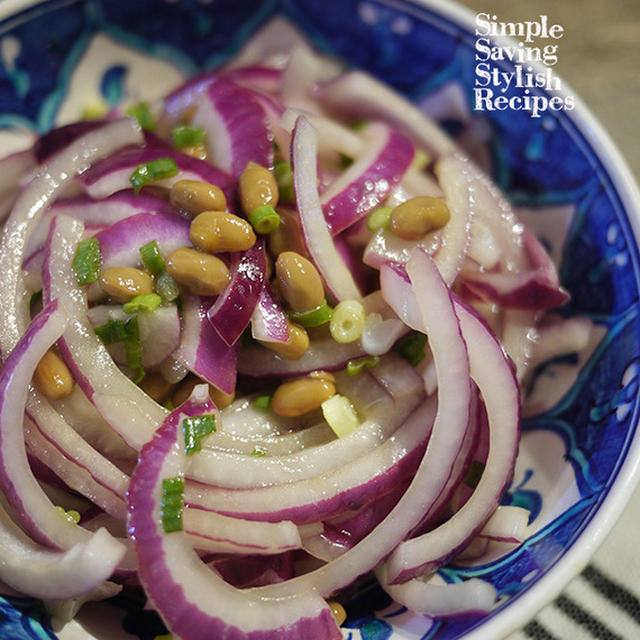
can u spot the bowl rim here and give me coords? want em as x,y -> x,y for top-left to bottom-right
0,1 -> 639,639
400,0 -> 640,638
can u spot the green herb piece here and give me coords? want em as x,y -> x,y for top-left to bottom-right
464,460 -> 486,489
182,414 -> 217,456
346,355 -> 380,377
156,272 -> 180,303
139,240 -> 166,275
161,476 -> 184,533
55,505 -> 81,524
94,319 -> 128,344
250,446 -> 267,457
124,316 -> 145,382
289,300 -> 333,328
129,158 -> 178,195
163,398 -> 175,411
350,119 -> 368,131
366,206 -> 393,232
339,153 -> 353,169
72,237 -> 101,285
123,293 -> 162,315
322,394 -> 359,438
252,394 -> 272,410
273,161 -> 294,203
248,205 -> 281,235
125,102 -> 155,131
395,331 -> 427,366
171,124 -> 205,149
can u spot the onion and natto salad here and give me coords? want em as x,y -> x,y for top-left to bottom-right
0,22 -> 591,640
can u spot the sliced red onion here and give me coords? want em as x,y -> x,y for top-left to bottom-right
210,553 -> 294,589
291,115 -> 362,301
207,240 -> 266,346
319,123 -> 415,235
432,154 -> 475,284
186,364 -> 424,489
0,505 -> 124,600
316,71 -> 457,158
185,396 -> 435,523
0,148 -> 36,218
385,297 -> 520,583
248,249 -> 472,599
0,118 -> 143,359
192,78 -> 273,176
78,145 -> 235,202
175,294 -> 238,395
0,298 -> 125,592
24,419 -> 128,521
163,67 -> 283,125
377,565 -> 496,618
239,291 -> 398,377
251,282 -> 289,343
479,505 -> 529,543
127,385 -> 340,640
87,305 -> 181,368
34,120 -> 108,163
363,227 -> 441,271
529,315 -> 592,370
25,190 -> 174,260
42,215 -> 167,450
184,507 -> 303,555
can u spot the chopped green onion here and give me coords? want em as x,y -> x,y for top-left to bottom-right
395,331 -> 427,366
124,316 -> 145,382
252,394 -> 271,410
329,300 -> 365,344
350,119 -> 368,131
154,635 -> 174,640
273,161 -> 294,203
248,205 -> 281,234
171,124 -> 205,149
366,206 -> 393,232
125,102 -> 155,131
322,394 -> 359,438
161,476 -> 184,533
139,240 -> 166,275
346,355 -> 380,376
163,398 -> 175,411
156,271 -> 180,303
289,300 -> 333,328
464,460 -> 485,489
129,158 -> 178,195
182,414 -> 217,456
123,293 -> 162,315
55,505 -> 81,524
250,446 -> 267,457
94,319 -> 128,344
72,237 -> 101,285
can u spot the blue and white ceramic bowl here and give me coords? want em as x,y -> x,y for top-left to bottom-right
1,1 -> 639,639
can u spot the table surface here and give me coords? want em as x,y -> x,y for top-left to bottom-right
457,2 -> 640,638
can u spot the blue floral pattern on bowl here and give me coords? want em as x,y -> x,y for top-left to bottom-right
0,1 -> 638,639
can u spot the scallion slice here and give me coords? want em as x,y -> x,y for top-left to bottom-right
273,161 -> 294,203
248,205 -> 281,235
123,293 -> 162,315
129,158 -> 178,195
322,394 -> 359,438
172,124 -> 205,149
252,394 -> 271,410
161,476 -> 184,533
182,414 -> 216,456
139,240 -> 166,275
72,237 -> 101,285
366,206 -> 393,232
125,102 -> 155,132
395,331 -> 427,366
250,446 -> 267,457
346,355 -> 380,376
289,300 -> 333,328
156,272 -> 180,303
94,319 -> 128,344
